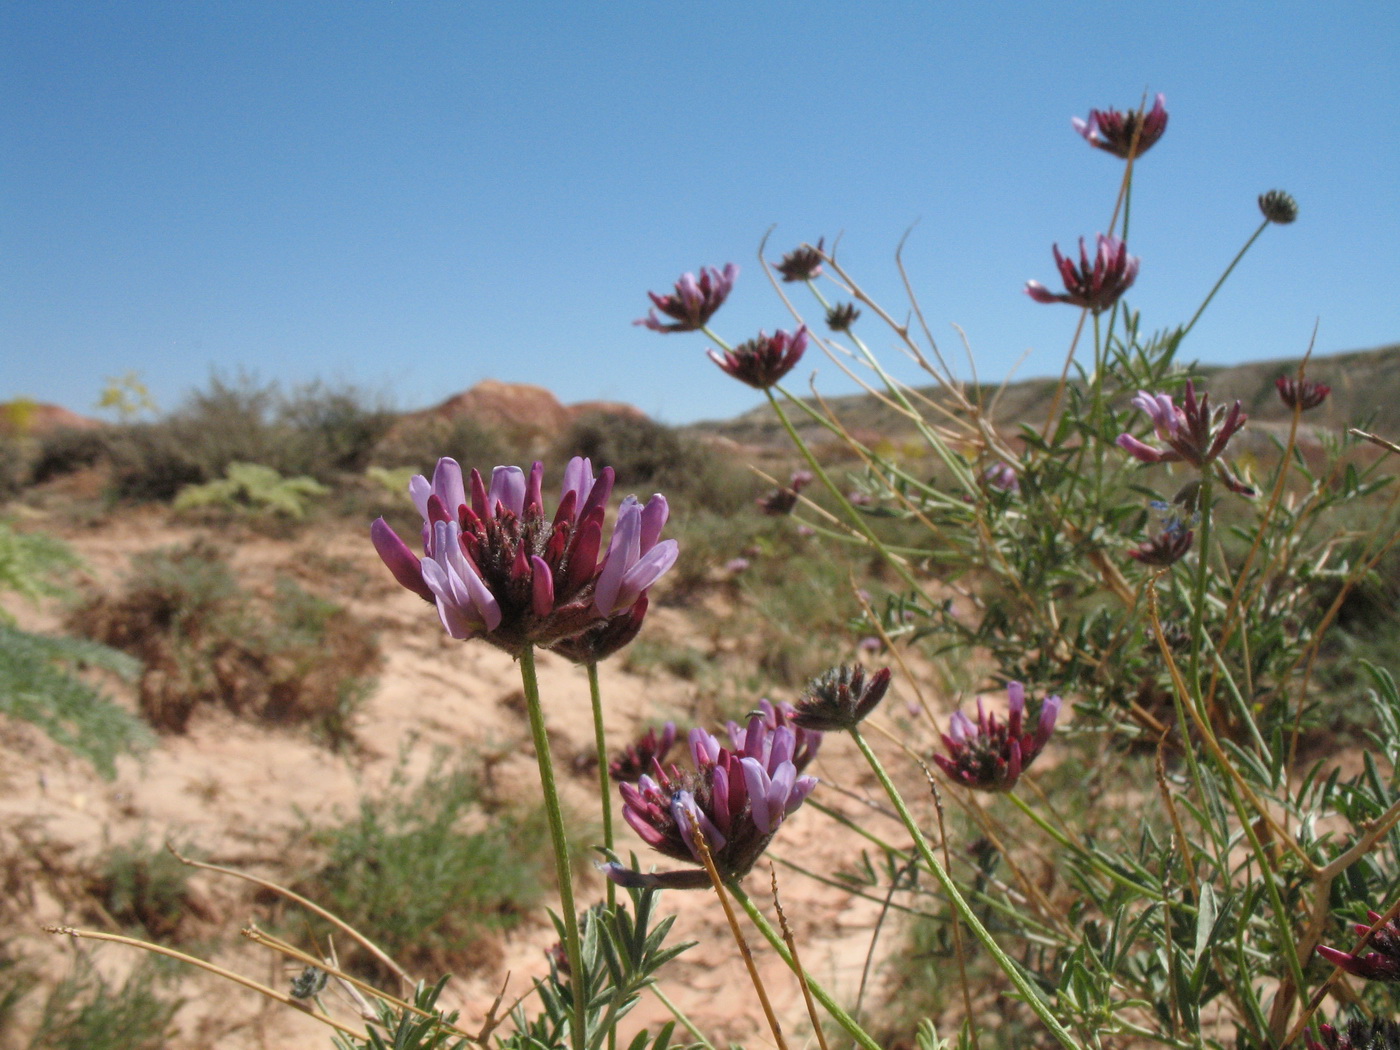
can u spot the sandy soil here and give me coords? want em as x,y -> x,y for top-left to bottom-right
1,503 -> 942,1050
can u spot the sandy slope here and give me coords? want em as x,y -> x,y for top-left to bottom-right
1,508 -> 933,1050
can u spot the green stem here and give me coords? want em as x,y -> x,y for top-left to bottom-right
763,387 -> 929,599
1179,219 -> 1270,343
1189,470 -> 1215,705
647,982 -> 716,1050
1006,792 -> 1179,907
725,880 -> 884,1050
807,798 -> 907,856
587,661 -> 616,911
701,324 -> 732,353
519,645 -> 587,1050
849,728 -> 1081,1050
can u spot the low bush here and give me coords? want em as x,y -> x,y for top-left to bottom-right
0,522 -> 151,777
23,955 -> 179,1050
551,411 -> 756,515
172,462 -> 329,519
68,541 -> 380,740
370,412 -> 508,476
87,838 -> 197,941
299,756 -> 583,981
275,381 -> 399,478
30,428 -> 110,485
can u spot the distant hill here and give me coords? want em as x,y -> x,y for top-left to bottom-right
685,341 -> 1400,452
0,400 -> 104,437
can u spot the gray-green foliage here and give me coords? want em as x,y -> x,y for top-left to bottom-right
0,520 -> 79,617
173,461 -> 329,519
24,955 -> 179,1050
0,624 -> 151,778
502,886 -> 692,1050
304,756 -> 584,979
0,521 -> 151,777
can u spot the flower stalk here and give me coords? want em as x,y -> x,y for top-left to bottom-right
518,644 -> 588,1050
847,726 -> 1082,1050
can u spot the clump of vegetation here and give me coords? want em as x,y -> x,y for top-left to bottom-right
97,375 -> 399,501
551,411 -> 757,515
21,955 -> 179,1050
172,461 -> 329,519
299,756 -> 583,981
87,838 -> 198,941
68,540 -> 379,741
369,412 -> 508,477
29,428 -> 110,486
0,522 -> 151,778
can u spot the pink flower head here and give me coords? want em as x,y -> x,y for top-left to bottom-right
1026,235 -> 1139,314
981,461 -> 1020,495
756,470 -> 814,516
1316,911 -> 1400,982
774,239 -> 824,282
1128,528 -> 1194,567
1276,374 -> 1330,411
608,720 -> 817,890
1072,93 -> 1168,159
1305,1019 -> 1400,1050
709,327 -> 808,390
792,664 -> 893,732
636,264 -> 738,333
608,721 -> 679,784
933,682 -> 1061,792
371,456 -> 677,656
1116,381 -> 1248,472
725,699 -> 822,773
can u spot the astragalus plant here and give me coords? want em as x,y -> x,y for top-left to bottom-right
46,95 -> 1400,1050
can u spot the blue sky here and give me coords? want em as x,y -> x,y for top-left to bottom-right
3,2 -> 1397,425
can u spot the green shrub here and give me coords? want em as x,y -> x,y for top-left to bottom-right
302,756 -> 583,980
551,412 -> 756,514
0,436 -> 37,499
0,522 -> 151,778
30,428 -> 110,484
0,624 -> 151,779
25,955 -> 179,1050
0,522 -> 80,612
172,462 -> 329,519
89,838 -> 196,940
370,413 -> 508,475
274,381 -> 399,478
106,374 -> 281,501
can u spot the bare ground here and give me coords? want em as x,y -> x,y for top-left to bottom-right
1,503 -> 944,1050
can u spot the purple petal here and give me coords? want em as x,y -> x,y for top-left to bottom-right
1117,434 -> 1171,463
531,555 -> 555,617
788,773 -> 817,813
710,763 -> 732,834
673,791 -> 725,858
431,458 -> 467,520
1038,695 -> 1062,743
409,474 -> 433,520
524,462 -> 544,516
561,457 -> 595,508
370,518 -> 435,602
1007,682 -> 1025,719
639,495 -> 669,552
488,466 -> 526,517
767,725 -> 795,772
621,806 -> 669,849
607,539 -> 679,613
594,499 -> 642,615
741,758 -> 774,833
689,727 -> 722,767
